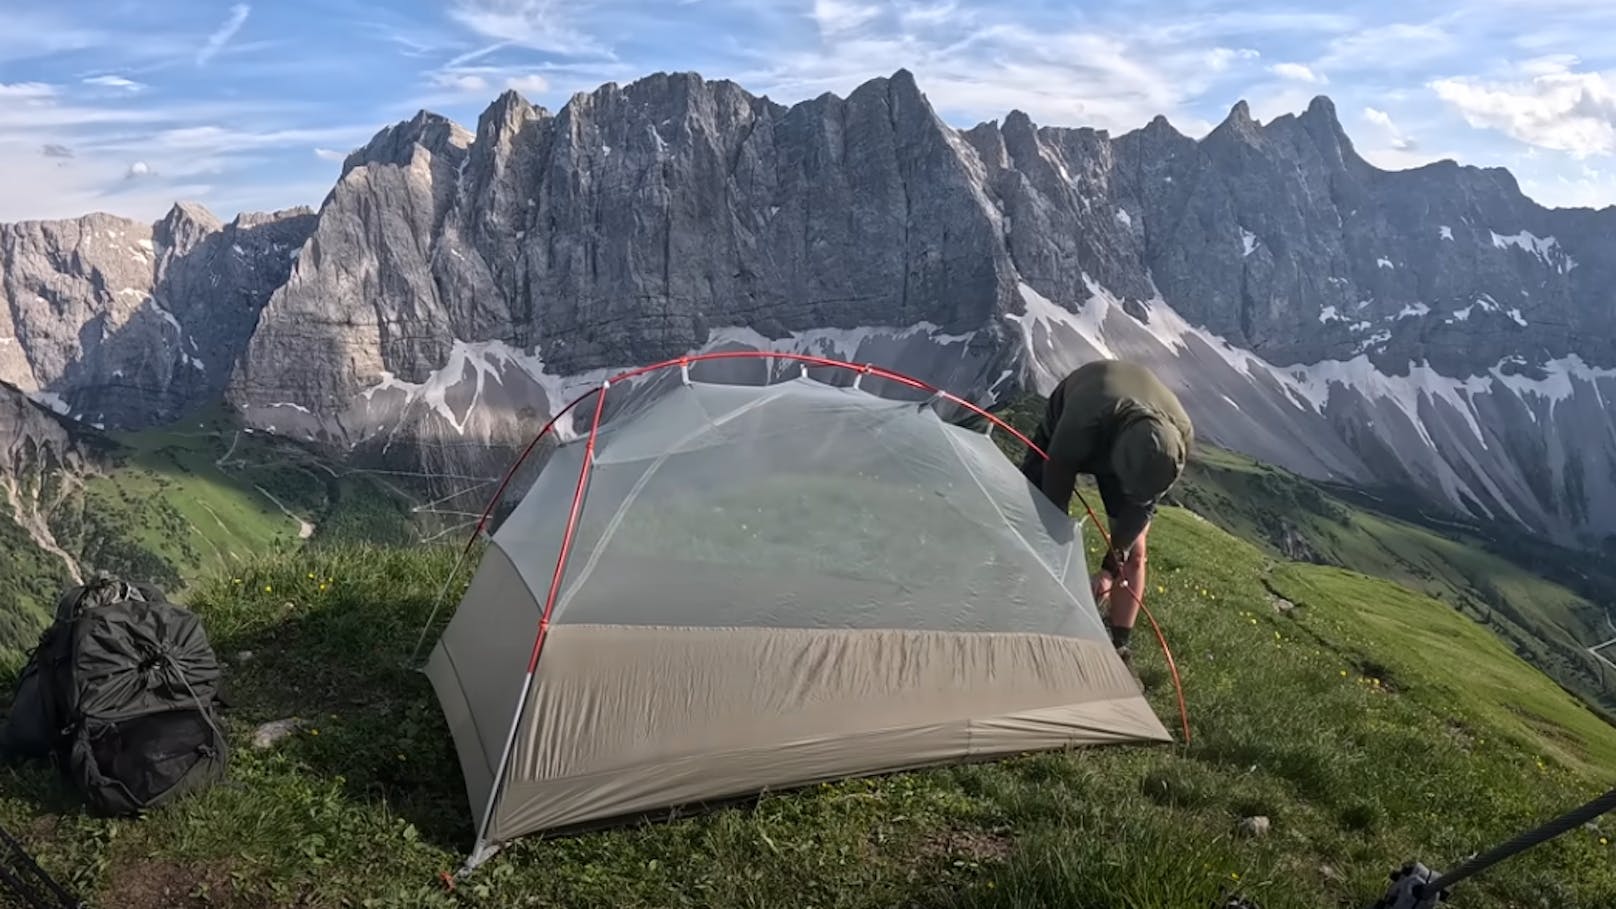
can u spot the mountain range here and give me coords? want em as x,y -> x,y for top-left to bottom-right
3,69 -> 1615,556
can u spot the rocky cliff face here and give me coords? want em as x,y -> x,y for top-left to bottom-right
0,381 -> 95,579
0,203 -> 315,427
4,70 -> 1614,547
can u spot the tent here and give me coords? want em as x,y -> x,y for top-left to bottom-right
425,354 -> 1171,868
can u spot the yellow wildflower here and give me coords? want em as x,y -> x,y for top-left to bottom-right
264,585 -> 272,593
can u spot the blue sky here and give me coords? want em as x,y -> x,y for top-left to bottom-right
4,0 -> 1616,221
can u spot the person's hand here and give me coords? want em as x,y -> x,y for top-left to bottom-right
1101,548 -> 1123,577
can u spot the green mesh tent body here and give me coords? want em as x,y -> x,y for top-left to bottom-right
426,358 -> 1170,867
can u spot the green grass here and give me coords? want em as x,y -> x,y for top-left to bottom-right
3,506 -> 1615,908
1173,444 -> 1616,717
0,513 -> 69,665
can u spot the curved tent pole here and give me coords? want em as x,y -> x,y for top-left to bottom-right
467,379 -> 613,869
462,351 -> 1057,552
454,350 -> 1192,869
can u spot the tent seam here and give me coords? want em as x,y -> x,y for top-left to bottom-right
935,421 -> 1090,618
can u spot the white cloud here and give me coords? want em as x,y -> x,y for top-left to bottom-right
1271,62 -> 1325,84
1363,106 -> 1416,151
82,75 -> 145,92
431,72 -> 492,94
1431,62 -> 1616,157
1206,47 -> 1261,72
506,74 -> 551,94
126,161 -> 152,179
198,4 -> 251,65
313,147 -> 347,162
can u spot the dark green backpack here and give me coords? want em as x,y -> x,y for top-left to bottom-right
1,576 -> 228,815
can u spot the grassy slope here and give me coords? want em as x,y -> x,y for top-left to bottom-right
1175,445 -> 1616,716
0,513 -> 68,663
3,510 -> 1615,908
0,406 -> 422,665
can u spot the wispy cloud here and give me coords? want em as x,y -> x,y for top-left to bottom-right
313,147 -> 346,162
198,4 -> 251,65
506,73 -> 549,94
1431,59 -> 1616,157
0,82 -> 56,100
147,124 -> 376,155
1317,21 -> 1454,72
447,0 -> 611,58
41,143 -> 73,159
82,74 -> 145,91
812,0 -> 880,37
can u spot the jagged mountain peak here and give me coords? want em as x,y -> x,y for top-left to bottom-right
1219,99 -> 1259,133
1302,94 -> 1338,122
343,109 -> 472,176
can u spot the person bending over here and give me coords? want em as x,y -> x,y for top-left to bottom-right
1019,359 -> 1193,663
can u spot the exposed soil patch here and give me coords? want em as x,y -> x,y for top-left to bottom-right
103,859 -> 263,909
916,827 -> 1014,865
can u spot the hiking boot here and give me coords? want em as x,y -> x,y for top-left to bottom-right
1115,644 -> 1153,692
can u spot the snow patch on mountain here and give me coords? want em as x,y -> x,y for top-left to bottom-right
1319,306 -> 1343,324
1377,257 -> 1394,269
1440,225 -> 1453,240
1396,303 -> 1431,319
1241,228 -> 1258,257
1009,281 -> 1115,369
1491,229 -> 1577,273
1490,354 -> 1616,405
1289,358 -> 1491,449
26,391 -> 70,416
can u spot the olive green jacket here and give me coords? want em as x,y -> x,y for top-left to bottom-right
1033,360 -> 1193,551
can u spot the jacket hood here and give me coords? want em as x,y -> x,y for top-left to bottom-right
1111,415 -> 1185,502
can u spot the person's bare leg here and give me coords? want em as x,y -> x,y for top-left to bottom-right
1107,524 -> 1149,631
1091,569 -> 1114,611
